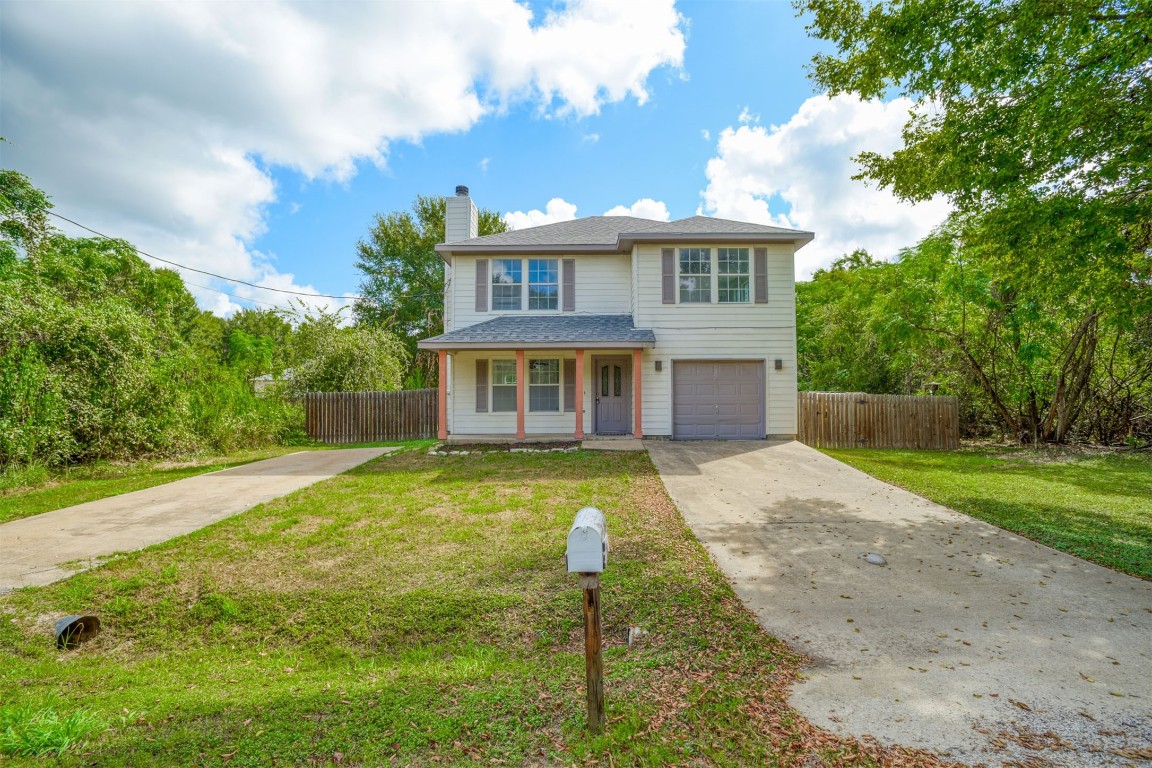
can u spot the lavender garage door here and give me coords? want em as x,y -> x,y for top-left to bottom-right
672,361 -> 765,440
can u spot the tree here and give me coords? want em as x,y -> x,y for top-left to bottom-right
798,1 -> 1151,235
796,0 -> 1152,441
796,250 -> 923,394
353,194 -> 507,376
283,306 -> 409,396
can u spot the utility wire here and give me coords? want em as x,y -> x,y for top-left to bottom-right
47,210 -> 368,301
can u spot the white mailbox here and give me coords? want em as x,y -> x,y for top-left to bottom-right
566,507 -> 608,573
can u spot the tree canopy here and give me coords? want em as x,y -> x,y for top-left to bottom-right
353,194 -> 507,368
794,0 -> 1152,443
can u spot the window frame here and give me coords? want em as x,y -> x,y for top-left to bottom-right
490,259 -> 523,312
675,247 -> 756,305
717,247 -> 751,304
488,257 -> 562,312
527,358 -> 561,413
528,258 -> 559,310
490,359 -> 517,413
678,247 -> 712,304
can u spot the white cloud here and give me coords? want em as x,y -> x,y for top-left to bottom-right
504,198 -> 580,229
737,106 -> 758,125
701,128 -> 710,141
0,0 -> 685,312
582,132 -> 601,143
479,157 -> 491,174
700,94 -> 951,278
603,198 -> 670,221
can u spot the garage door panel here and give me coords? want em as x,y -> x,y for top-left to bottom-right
673,361 -> 765,440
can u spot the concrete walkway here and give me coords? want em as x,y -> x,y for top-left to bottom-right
0,448 -> 391,591
648,440 -> 1152,766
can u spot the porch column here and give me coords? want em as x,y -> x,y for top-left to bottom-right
632,348 -> 643,438
515,349 -> 526,440
436,349 -> 448,440
574,349 -> 585,439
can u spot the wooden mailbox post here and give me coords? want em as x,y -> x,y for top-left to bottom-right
566,507 -> 608,733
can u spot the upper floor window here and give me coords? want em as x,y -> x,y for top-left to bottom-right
491,259 -> 522,311
717,248 -> 750,303
679,248 -> 711,303
490,258 -> 559,311
528,259 -> 558,310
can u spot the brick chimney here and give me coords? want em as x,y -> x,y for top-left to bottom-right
445,184 -> 478,243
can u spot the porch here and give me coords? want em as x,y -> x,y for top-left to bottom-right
417,315 -> 657,441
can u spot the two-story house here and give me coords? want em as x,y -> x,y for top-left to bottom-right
418,186 -> 813,441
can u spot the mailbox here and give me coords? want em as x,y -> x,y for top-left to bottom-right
566,507 -> 608,573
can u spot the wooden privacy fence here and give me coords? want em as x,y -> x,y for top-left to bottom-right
798,391 -> 960,450
304,389 -> 438,444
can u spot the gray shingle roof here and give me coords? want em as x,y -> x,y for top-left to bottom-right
442,214 -> 810,249
418,315 -> 656,349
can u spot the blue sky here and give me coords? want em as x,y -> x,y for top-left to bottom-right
1,0 -> 948,315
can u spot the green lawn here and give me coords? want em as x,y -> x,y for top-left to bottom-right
822,446 -> 1152,580
0,450 -> 940,767
0,442 -> 433,524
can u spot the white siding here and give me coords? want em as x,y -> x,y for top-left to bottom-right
452,254 -> 631,330
633,243 -> 799,438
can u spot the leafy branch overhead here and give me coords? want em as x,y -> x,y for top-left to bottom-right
353,194 -> 507,362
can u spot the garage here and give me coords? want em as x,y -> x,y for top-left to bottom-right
672,361 -> 765,439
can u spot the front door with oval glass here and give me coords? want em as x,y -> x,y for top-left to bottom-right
594,357 -> 630,435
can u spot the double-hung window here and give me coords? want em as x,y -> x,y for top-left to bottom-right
491,360 -> 517,412
528,259 -> 559,310
528,359 -> 560,412
491,259 -> 522,311
490,258 -> 559,310
717,248 -> 750,303
678,248 -> 711,303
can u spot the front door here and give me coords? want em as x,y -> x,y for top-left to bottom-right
594,357 -> 630,434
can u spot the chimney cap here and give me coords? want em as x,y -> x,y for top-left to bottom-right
455,185 -> 470,197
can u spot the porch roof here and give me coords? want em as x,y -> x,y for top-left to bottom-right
418,314 -> 656,350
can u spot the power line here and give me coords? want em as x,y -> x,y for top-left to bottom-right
47,210 -> 367,301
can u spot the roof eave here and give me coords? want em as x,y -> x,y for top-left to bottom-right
435,242 -> 624,261
618,231 -> 815,249
418,339 -> 656,351
436,230 -> 815,260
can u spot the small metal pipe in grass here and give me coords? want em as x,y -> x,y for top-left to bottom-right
566,507 -> 609,733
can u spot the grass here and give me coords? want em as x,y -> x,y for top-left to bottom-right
0,441 -> 435,524
0,705 -> 106,757
821,445 -> 1152,580
0,449 -> 942,767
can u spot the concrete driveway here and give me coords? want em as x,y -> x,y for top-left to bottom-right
648,440 -> 1152,766
0,448 -> 392,591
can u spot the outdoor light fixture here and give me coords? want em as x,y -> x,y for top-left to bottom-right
774,359 -> 783,370
654,360 -> 663,372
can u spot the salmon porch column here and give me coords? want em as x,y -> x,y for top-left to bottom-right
515,350 -> 526,440
632,348 -> 643,438
574,349 -> 585,439
437,349 -> 448,440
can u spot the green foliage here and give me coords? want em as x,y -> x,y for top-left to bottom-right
797,226 -> 1152,442
353,194 -> 507,377
796,250 -> 925,393
0,171 -> 300,468
799,0 -> 1152,230
795,1 -> 1152,442
0,168 -> 52,268
283,305 -> 409,395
